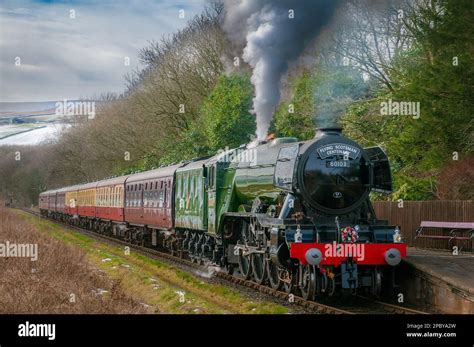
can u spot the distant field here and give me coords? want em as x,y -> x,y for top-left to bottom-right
0,124 -> 46,139
0,101 -> 58,116
0,123 -> 69,146
0,108 -> 57,118
0,101 -> 90,145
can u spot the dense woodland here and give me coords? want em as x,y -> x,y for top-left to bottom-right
1,0 -> 473,205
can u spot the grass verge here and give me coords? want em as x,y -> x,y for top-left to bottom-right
15,210 -> 291,314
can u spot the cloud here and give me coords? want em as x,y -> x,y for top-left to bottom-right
0,0 -> 205,102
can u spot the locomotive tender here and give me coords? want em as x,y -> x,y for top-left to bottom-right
39,127 -> 406,299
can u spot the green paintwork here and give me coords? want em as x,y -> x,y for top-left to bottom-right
174,137 -> 299,235
174,161 -> 207,230
212,138 -> 299,233
206,152 -> 238,234
232,138 -> 299,206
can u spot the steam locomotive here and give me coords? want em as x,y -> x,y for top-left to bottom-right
39,127 -> 406,300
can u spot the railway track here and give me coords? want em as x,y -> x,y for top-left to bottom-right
18,208 -> 428,315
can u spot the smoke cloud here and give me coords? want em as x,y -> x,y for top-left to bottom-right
223,0 -> 339,139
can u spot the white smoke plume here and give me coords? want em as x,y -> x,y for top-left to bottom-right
223,0 -> 339,139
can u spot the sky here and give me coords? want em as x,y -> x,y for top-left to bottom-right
0,0 -> 205,102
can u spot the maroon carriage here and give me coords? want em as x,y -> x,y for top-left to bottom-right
48,190 -> 57,213
124,164 -> 181,229
39,190 -> 52,216
55,187 -> 67,215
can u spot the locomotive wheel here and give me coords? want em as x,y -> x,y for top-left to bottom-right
188,232 -> 197,261
251,253 -> 267,284
314,270 -> 323,297
327,275 -> 336,296
203,235 -> 213,261
171,236 -> 179,256
226,264 -> 235,275
238,250 -> 252,280
371,266 -> 382,298
182,230 -> 190,250
300,265 -> 316,301
320,272 -> 328,294
267,261 -> 283,291
282,269 -> 296,294
194,234 -> 204,264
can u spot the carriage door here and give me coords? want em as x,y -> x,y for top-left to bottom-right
207,165 -> 217,234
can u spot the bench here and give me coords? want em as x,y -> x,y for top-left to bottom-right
416,221 -> 474,250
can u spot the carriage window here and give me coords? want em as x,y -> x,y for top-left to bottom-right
159,190 -> 164,208
164,185 -> 167,204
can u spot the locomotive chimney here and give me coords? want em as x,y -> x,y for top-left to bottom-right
315,127 -> 342,138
